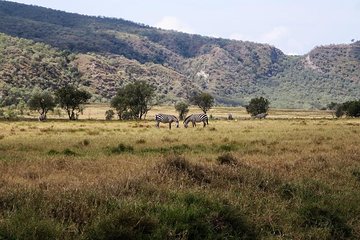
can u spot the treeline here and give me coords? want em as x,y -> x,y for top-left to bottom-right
328,100 -> 360,118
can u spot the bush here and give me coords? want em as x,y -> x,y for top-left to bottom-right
333,100 -> 360,118
300,206 -> 352,239
85,209 -> 157,240
161,155 -> 210,184
110,144 -> 134,154
0,210 -> 63,240
246,97 -> 270,116
154,194 -> 257,239
105,109 -> 115,120
217,153 -> 237,165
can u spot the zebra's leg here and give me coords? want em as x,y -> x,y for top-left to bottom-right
156,121 -> 159,128
169,122 -> 171,129
203,121 -> 206,127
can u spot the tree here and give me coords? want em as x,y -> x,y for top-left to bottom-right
105,109 -> 115,120
190,92 -> 214,114
28,90 -> 56,119
340,100 -> 360,117
246,97 -> 270,116
175,102 -> 189,120
56,85 -> 92,120
345,100 -> 360,117
111,81 -> 155,120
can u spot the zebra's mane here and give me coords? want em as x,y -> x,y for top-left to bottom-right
183,114 -> 193,123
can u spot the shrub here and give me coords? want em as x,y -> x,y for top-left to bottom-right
82,139 -> 90,146
135,139 -> 146,144
352,170 -> 360,182
110,144 -> 134,154
105,109 -> 115,120
278,183 -> 297,200
246,97 -> 270,116
85,209 -> 157,240
47,149 -> 60,155
216,153 -> 237,165
300,206 -> 352,239
154,194 -> 257,239
63,148 -> 77,156
0,210 -> 63,240
218,143 -> 237,152
161,155 -> 210,184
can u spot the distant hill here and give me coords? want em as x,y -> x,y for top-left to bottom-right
0,1 -> 359,108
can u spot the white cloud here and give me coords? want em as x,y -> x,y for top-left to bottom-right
229,33 -> 251,41
260,26 -> 288,43
155,16 -> 194,34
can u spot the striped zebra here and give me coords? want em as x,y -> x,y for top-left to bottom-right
252,113 -> 268,119
155,114 -> 179,129
38,113 -> 47,122
183,113 -> 208,128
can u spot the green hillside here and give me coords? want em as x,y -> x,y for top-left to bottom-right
0,1 -> 359,108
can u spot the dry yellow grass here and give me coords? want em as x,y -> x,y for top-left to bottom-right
0,106 -> 359,239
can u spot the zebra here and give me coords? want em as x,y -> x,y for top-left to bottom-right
155,114 -> 179,129
38,113 -> 47,122
183,113 -> 208,128
252,113 -> 268,119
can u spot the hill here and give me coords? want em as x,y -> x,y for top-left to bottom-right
0,1 -> 359,108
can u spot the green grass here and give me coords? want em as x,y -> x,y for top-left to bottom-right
0,110 -> 360,239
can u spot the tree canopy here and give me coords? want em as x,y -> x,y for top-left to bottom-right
190,92 -> 214,114
175,102 -> 189,120
246,97 -> 270,116
28,89 -> 56,117
55,85 -> 92,120
111,81 -> 155,120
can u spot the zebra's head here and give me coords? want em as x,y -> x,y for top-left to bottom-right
183,115 -> 191,128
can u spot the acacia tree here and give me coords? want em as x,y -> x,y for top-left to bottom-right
175,102 -> 189,120
56,85 -> 92,120
111,81 -> 155,120
246,97 -> 270,116
28,90 -> 56,120
334,100 -> 360,118
191,92 -> 214,114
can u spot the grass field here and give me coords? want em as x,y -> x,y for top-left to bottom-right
0,106 -> 359,239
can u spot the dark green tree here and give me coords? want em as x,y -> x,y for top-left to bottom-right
28,90 -> 56,119
346,100 -> 360,117
105,109 -> 115,120
55,85 -> 92,120
111,81 -> 155,120
175,102 -> 189,120
246,97 -> 270,116
340,100 -> 360,117
190,92 -> 214,114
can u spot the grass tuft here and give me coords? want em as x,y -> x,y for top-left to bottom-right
300,205 -> 352,239
216,153 -> 238,165
110,144 -> 134,154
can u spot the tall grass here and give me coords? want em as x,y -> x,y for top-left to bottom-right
0,110 -> 359,239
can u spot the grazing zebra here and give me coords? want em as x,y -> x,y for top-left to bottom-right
252,113 -> 268,119
38,113 -> 47,122
155,114 -> 179,129
183,113 -> 208,128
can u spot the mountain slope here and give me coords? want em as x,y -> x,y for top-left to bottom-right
0,1 -> 359,108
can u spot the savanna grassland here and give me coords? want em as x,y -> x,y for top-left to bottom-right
0,106 -> 360,239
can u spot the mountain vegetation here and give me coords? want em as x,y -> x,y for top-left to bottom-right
0,1 -> 359,108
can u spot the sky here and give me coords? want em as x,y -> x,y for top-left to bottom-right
8,0 -> 360,55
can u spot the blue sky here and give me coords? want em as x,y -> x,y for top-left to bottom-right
9,0 -> 360,55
